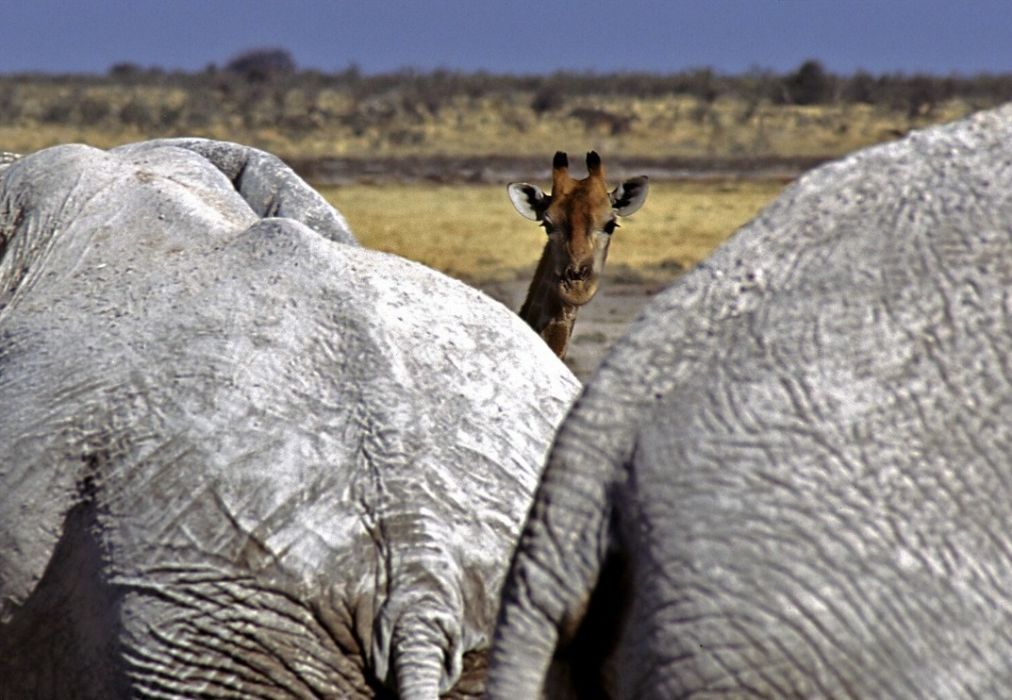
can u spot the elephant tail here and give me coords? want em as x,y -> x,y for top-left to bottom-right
486,408 -> 625,697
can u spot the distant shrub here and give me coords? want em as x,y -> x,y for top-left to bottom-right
118,99 -> 154,128
569,107 -> 633,135
183,91 -> 219,128
157,105 -> 183,129
531,87 -> 564,114
109,63 -> 142,79
78,96 -> 111,123
842,70 -> 877,104
41,98 -> 75,124
672,68 -> 722,102
901,75 -> 945,117
780,60 -> 834,105
387,127 -> 425,146
0,83 -> 21,122
225,48 -> 296,82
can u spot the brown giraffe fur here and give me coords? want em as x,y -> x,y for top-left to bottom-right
508,151 -> 649,359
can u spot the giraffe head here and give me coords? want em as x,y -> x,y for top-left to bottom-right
508,151 -> 648,306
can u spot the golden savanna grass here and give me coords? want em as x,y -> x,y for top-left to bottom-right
320,179 -> 787,284
0,95 -> 975,161
0,77 -> 979,161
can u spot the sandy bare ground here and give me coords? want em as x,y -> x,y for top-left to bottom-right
476,276 -> 666,382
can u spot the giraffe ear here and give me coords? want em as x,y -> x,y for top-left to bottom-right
508,183 -> 550,221
611,176 -> 649,216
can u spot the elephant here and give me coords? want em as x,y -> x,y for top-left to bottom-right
486,104 -> 1012,698
0,138 -> 580,698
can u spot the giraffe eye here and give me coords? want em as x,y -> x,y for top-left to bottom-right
541,218 -> 555,235
603,219 -> 619,235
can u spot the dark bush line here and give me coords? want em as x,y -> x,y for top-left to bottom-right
3,57 -> 1012,136
6,57 -> 1012,104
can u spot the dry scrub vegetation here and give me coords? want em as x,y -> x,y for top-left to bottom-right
2,56 -> 1009,162
4,53 -> 1010,281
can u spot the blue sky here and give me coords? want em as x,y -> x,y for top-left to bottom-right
3,1 -> 1011,76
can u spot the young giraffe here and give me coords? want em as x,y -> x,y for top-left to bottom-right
508,151 -> 649,359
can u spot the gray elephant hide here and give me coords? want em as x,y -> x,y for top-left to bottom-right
0,139 -> 579,698
488,105 -> 1012,698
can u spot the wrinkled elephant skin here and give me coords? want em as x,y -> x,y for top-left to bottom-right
488,106 -> 1012,698
0,139 -> 579,698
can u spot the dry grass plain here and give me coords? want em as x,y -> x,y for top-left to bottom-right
0,76 -> 981,162
322,178 -> 788,378
320,178 -> 787,284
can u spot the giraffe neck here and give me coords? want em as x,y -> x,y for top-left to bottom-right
519,241 -> 578,359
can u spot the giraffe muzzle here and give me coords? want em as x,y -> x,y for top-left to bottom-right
558,270 -> 599,306
563,263 -> 593,283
